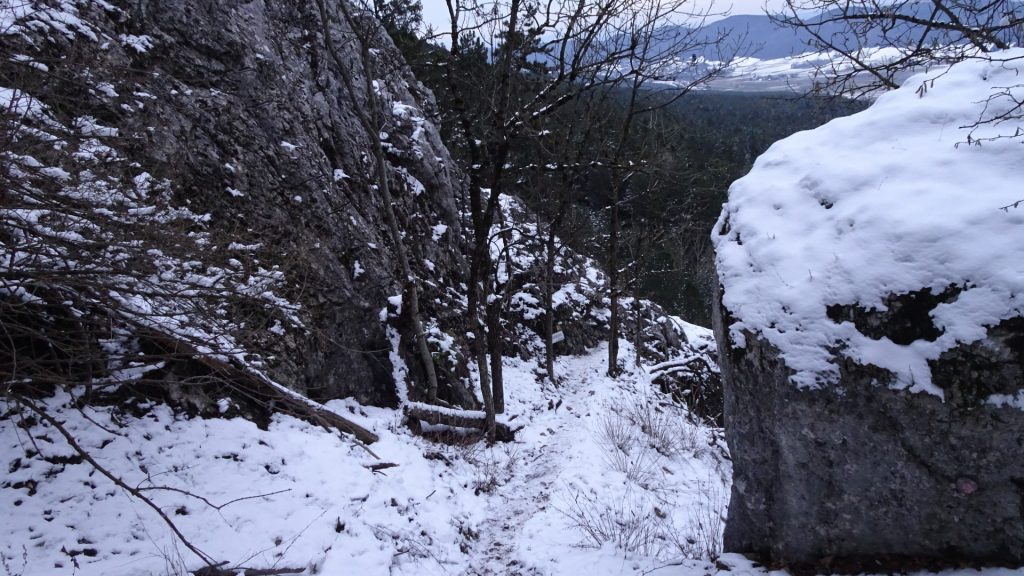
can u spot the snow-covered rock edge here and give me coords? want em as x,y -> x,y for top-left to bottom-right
713,49 -> 1024,397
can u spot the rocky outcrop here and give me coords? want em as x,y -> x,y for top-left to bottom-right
1,0 -> 718,419
711,54 -> 1024,568
715,291 -> 1024,566
1,0 -> 468,406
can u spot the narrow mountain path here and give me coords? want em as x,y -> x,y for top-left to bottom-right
460,350 -> 624,575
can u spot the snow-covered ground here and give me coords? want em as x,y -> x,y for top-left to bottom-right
706,46 -> 937,92
10,339 -> 1024,576
715,47 -> 907,90
1,335 -> 730,576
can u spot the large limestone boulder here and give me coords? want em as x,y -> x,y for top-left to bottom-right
712,52 -> 1024,567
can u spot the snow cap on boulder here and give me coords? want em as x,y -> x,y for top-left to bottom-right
713,49 -> 1024,398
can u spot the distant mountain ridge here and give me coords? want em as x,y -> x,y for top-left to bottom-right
694,14 -> 820,60
679,0 -> 1024,60
681,12 -> 897,60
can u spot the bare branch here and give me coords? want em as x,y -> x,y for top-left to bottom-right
12,394 -> 220,568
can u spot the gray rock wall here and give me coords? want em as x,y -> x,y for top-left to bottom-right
714,286 -> 1024,567
3,0 -> 468,405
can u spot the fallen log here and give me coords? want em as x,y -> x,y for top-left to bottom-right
649,355 -> 714,376
192,565 -> 303,576
364,462 -> 399,473
270,387 -> 380,445
140,330 -> 379,445
404,403 -> 516,442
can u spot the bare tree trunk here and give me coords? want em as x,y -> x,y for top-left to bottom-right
475,0 -> 525,418
440,8 -> 493,425
475,333 -> 495,441
467,238 -> 496,441
607,189 -> 620,378
475,324 -> 497,441
439,0 -> 520,436
634,296 -> 643,367
487,297 -> 504,413
606,69 -> 644,378
633,230 -> 643,367
490,208 -> 519,413
543,225 -> 558,383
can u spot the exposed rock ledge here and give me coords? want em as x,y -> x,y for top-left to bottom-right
715,290 -> 1024,565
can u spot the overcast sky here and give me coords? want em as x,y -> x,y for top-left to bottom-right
419,0 -> 783,32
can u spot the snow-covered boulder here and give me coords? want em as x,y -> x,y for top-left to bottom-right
712,51 -> 1024,566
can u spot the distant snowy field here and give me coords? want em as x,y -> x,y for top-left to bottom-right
705,47 -> 936,92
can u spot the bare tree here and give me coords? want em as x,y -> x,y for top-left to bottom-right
773,0 -> 1024,97
597,2 -> 731,377
435,0 -> 733,434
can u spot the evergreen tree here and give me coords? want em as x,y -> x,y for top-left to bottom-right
371,0 -> 424,64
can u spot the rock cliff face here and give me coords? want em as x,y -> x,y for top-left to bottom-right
715,296 -> 1024,565
2,0 -> 467,406
712,54 -> 1024,567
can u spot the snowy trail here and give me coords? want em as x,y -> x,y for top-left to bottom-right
6,333 -> 1023,576
460,346 -> 723,576
1,341 -> 727,576
461,366 -> 590,575
463,443 -> 558,576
